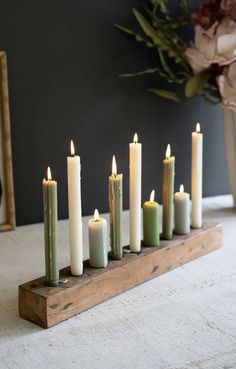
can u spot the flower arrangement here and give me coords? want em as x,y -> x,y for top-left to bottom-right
116,0 -> 236,110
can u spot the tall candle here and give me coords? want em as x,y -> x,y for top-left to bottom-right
43,167 -> 59,286
174,184 -> 190,235
143,190 -> 160,246
129,133 -> 142,252
89,209 -> 108,268
109,155 -> 123,259
162,144 -> 175,240
67,140 -> 83,276
191,123 -> 203,228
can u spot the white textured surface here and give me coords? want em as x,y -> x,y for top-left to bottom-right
0,195 -> 236,369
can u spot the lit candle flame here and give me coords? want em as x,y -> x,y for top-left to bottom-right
112,155 -> 117,175
180,184 -> 184,193
150,189 -> 155,202
70,140 -> 75,156
166,144 -> 171,159
196,123 -> 201,133
133,133 -> 138,144
47,167 -> 52,181
94,208 -> 99,221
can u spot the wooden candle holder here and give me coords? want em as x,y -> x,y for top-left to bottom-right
19,221 -> 222,329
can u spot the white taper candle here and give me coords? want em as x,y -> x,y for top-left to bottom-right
191,123 -> 203,228
67,140 -> 83,275
129,133 -> 142,252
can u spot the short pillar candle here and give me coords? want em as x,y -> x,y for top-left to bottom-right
109,155 -> 123,260
89,209 -> 108,268
162,144 -> 175,240
143,190 -> 160,246
174,184 -> 190,235
42,167 -> 59,286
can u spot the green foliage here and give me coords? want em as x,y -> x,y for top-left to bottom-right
151,0 -> 169,15
179,0 -> 188,14
148,88 -> 180,102
114,24 -> 155,48
115,0 -> 219,104
132,8 -> 187,65
120,66 -> 185,84
185,71 -> 211,98
120,67 -> 161,78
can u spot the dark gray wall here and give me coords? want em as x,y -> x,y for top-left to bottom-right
0,0 -> 228,225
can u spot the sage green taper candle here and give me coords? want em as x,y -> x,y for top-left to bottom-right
109,155 -> 123,259
89,209 -> 108,268
143,190 -> 160,246
174,184 -> 190,235
162,144 -> 175,240
43,167 -> 59,286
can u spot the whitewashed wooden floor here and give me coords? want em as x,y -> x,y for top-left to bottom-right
0,195 -> 236,369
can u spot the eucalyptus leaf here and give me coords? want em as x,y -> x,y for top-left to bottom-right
156,48 -> 186,83
132,9 -> 185,64
132,9 -> 165,46
151,0 -> 169,14
179,0 -> 188,13
163,17 -> 190,29
202,94 -> 220,105
120,67 -> 160,77
185,71 -> 211,98
115,24 -> 155,47
148,88 -> 180,102
203,85 -> 221,99
120,66 -> 186,84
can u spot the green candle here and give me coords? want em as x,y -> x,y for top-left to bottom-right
43,167 -> 59,286
143,190 -> 160,246
162,144 -> 175,240
109,155 -> 123,259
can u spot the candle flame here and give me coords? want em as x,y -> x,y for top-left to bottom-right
70,140 -> 75,156
150,189 -> 155,202
196,123 -> 201,133
133,133 -> 138,144
166,144 -> 171,159
47,167 -> 52,181
112,155 -> 117,175
94,208 -> 99,221
180,184 -> 184,193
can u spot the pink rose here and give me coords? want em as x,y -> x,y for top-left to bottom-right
184,18 -> 236,73
218,62 -> 236,110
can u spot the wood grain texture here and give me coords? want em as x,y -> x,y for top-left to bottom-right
19,221 -> 222,328
0,51 -> 15,231
1,196 -> 236,369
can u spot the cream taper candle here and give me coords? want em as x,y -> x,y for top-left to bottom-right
191,123 -> 203,229
67,140 -> 83,276
109,155 -> 123,259
129,133 -> 142,252
162,144 -> 175,240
